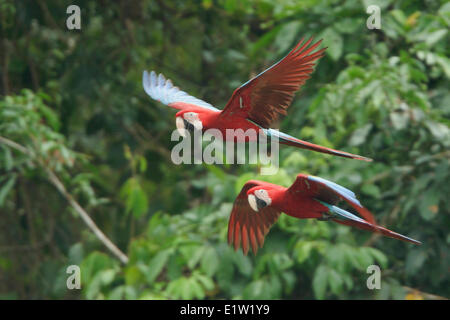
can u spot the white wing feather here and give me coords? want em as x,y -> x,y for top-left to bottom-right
143,70 -> 219,111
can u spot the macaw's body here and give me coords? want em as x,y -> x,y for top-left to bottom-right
143,38 -> 372,161
228,174 -> 421,255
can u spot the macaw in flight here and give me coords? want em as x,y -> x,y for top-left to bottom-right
143,37 -> 372,161
228,174 -> 421,255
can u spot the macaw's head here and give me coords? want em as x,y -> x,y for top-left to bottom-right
247,187 -> 273,212
175,110 -> 203,137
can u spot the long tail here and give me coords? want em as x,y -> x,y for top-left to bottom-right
266,127 -> 372,161
318,200 -> 421,245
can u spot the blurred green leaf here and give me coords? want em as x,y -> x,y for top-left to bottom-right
145,250 -> 172,284
0,174 -> 16,206
312,265 -> 328,300
321,28 -> 343,61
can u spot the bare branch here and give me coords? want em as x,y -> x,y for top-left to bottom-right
0,135 -> 129,264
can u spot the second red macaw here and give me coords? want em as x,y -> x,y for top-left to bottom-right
228,174 -> 421,255
143,37 -> 372,161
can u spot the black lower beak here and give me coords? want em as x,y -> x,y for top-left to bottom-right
184,119 -> 195,132
256,198 -> 267,210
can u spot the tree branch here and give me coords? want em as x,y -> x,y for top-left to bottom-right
0,136 -> 129,264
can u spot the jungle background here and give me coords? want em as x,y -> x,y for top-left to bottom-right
0,0 -> 449,300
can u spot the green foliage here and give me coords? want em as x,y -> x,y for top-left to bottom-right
0,0 -> 449,300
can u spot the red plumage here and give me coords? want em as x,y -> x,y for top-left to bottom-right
144,37 -> 372,161
227,174 -> 421,255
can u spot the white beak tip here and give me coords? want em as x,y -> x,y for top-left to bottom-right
176,117 -> 187,137
248,194 -> 258,212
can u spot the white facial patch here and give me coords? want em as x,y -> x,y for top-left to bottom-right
183,112 -> 203,130
248,189 -> 272,212
176,116 -> 187,137
248,194 -> 258,212
254,189 -> 272,206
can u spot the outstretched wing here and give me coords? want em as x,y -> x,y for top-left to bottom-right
220,37 -> 326,128
228,181 -> 280,255
143,70 -> 220,112
288,174 -> 376,224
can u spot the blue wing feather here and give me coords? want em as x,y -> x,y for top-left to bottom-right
308,175 -> 362,207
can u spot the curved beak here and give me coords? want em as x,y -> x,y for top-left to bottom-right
176,117 -> 187,137
256,197 -> 268,210
248,194 -> 258,212
192,120 -> 203,131
248,194 -> 268,212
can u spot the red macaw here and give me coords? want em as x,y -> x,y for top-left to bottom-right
228,174 -> 421,255
143,37 -> 372,161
